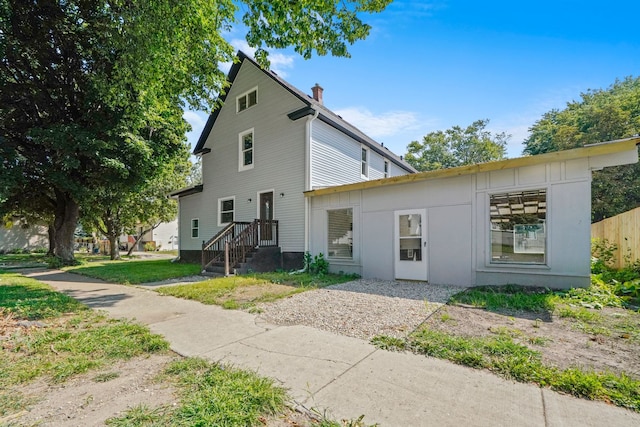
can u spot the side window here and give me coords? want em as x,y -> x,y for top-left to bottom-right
191,218 -> 199,238
327,208 -> 353,259
490,189 -> 547,264
384,160 -> 389,178
218,197 -> 235,226
238,129 -> 254,171
236,87 -> 258,113
361,146 -> 369,178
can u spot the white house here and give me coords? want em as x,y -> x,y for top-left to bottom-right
173,50 -> 639,288
306,137 -> 639,289
0,220 -> 49,253
172,51 -> 415,271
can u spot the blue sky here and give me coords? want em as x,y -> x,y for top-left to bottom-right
184,0 -> 640,159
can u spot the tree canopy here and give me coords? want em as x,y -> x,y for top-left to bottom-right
0,0 -> 390,263
523,76 -> 640,221
405,119 -> 509,172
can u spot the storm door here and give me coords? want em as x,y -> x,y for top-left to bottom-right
394,209 -> 428,281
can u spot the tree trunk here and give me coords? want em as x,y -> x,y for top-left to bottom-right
53,190 -> 79,265
104,210 -> 121,260
108,233 -> 120,260
47,221 -> 56,256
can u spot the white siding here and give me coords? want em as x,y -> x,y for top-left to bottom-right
197,61 -> 308,252
310,120 -> 409,188
0,220 -> 48,252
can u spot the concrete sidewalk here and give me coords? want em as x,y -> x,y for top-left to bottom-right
25,270 -> 640,427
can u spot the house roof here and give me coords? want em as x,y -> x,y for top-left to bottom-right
169,184 -> 203,198
305,136 -> 640,197
192,51 -> 416,173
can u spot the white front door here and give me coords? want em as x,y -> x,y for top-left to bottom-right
394,209 -> 428,281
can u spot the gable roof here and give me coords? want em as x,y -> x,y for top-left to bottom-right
193,51 -> 416,173
305,136 -> 640,197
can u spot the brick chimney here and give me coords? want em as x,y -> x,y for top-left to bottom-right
311,83 -> 323,104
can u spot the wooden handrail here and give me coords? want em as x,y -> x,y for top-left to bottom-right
202,219 -> 279,274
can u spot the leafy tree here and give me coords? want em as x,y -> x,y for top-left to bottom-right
82,142 -> 191,260
0,0 -> 390,264
405,119 -> 509,171
523,76 -> 640,221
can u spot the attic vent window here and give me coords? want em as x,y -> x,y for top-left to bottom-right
237,87 -> 258,112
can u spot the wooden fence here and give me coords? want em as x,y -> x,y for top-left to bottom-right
591,207 -> 640,269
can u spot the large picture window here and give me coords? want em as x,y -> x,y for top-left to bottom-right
327,208 -> 353,259
238,129 -> 254,171
218,197 -> 235,225
490,189 -> 546,264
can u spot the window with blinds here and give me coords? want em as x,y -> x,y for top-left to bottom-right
327,208 -> 353,259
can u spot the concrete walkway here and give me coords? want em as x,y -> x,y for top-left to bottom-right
25,270 -> 640,427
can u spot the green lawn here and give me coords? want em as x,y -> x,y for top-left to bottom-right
0,272 -> 360,426
0,272 -> 169,416
157,271 -> 358,310
64,259 -> 201,284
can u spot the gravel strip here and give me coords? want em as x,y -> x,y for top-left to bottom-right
258,279 -> 467,340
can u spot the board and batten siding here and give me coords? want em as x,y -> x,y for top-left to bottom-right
197,61 -> 308,252
310,120 -> 408,188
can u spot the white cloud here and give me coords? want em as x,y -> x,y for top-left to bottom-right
228,39 -> 295,77
333,107 -> 421,139
183,110 -> 208,150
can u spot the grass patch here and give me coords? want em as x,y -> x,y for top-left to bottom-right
377,327 -> 640,411
107,357 -> 287,427
370,335 -> 407,352
450,285 -> 556,313
158,272 -> 357,309
0,271 -> 87,319
0,273 -> 169,417
64,259 -> 200,285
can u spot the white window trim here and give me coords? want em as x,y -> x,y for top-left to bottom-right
190,218 -> 199,239
327,208 -> 354,260
361,145 -> 369,179
486,187 -> 549,268
236,86 -> 258,113
218,196 -> 236,226
238,128 -> 255,172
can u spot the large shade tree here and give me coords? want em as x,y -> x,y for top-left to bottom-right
405,119 -> 509,171
0,0 -> 390,264
523,76 -> 640,221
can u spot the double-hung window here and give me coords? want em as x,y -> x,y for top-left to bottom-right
191,219 -> 199,238
237,87 -> 258,113
218,197 -> 235,226
239,129 -> 254,171
361,146 -> 369,178
490,189 -> 547,264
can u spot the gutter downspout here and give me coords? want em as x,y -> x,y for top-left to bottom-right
304,109 -> 320,253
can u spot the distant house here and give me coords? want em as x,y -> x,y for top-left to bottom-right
171,51 -> 415,272
0,220 -> 48,253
